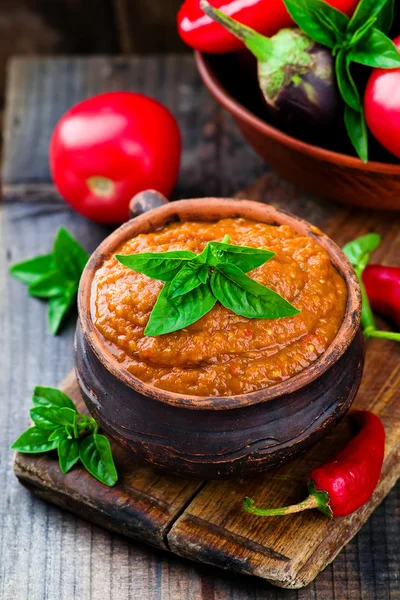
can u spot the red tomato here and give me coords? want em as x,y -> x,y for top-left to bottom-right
50,92 -> 181,224
364,36 -> 400,159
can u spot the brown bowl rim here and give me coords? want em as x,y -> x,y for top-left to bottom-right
78,198 -> 361,411
195,51 -> 400,175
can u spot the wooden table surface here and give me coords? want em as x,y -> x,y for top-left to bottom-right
0,55 -> 399,600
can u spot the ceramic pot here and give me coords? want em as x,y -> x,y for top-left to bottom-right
75,191 -> 364,479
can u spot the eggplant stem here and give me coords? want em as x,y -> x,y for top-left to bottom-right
243,495 -> 318,517
200,0 -> 273,61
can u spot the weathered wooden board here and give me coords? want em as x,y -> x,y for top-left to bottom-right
13,171 -> 400,588
1,56 -> 399,600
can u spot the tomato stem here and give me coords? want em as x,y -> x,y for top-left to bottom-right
87,176 -> 114,198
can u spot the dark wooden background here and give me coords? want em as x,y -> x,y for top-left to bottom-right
0,53 -> 399,600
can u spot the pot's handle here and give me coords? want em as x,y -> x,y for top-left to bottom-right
129,189 -> 169,219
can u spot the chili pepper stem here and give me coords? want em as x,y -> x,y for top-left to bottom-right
364,326 -> 400,342
243,495 -> 319,516
200,0 -> 273,61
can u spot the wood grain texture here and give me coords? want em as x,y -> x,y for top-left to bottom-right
0,56 -> 399,599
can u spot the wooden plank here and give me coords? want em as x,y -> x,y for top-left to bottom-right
1,55 -> 399,599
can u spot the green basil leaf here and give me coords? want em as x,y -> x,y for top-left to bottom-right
348,15 -> 377,46
342,233 -> 381,269
32,386 -> 77,411
168,264 -> 203,299
197,265 -> 210,284
79,433 -> 118,486
347,0 -> 389,34
30,406 -> 76,430
28,271 -> 68,298
145,282 -> 217,336
116,250 -> 196,282
53,227 -> 89,282
210,263 -> 300,319
375,0 -> 394,35
48,426 -> 70,442
335,51 -> 361,112
11,426 -> 58,453
58,437 -> 80,473
195,243 -> 214,266
282,0 -> 346,48
48,287 -> 77,335
344,104 -> 368,163
209,242 -> 274,272
349,28 -> 400,68
9,254 -> 54,285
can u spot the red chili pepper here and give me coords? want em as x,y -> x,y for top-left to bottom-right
244,411 -> 385,518
177,0 -> 360,53
363,265 -> 400,330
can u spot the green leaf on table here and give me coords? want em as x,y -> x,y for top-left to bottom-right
210,263 -> 300,319
344,105 -> 368,163
32,386 -> 77,411
342,233 -> 381,271
9,254 -> 54,285
282,0 -> 345,48
145,282 -> 217,336
11,427 -> 58,453
58,437 -> 80,473
168,263 -> 203,299
28,271 -> 68,298
48,287 -> 78,335
349,28 -> 400,68
116,250 -> 196,282
30,406 -> 76,431
79,433 -> 118,486
48,426 -> 70,443
53,227 -> 89,281
209,241 -> 274,273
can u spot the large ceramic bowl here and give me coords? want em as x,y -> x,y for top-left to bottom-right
75,191 -> 364,479
195,51 -> 400,211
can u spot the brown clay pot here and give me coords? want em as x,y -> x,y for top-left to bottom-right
75,192 -> 364,479
195,51 -> 400,211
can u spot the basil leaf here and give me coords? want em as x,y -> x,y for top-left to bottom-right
342,233 -> 381,270
30,406 -> 76,430
48,287 -> 77,335
375,0 -> 394,35
198,265 -> 210,284
9,254 -> 54,285
32,386 -> 77,412
58,437 -> 80,473
116,250 -> 196,282
282,0 -> 345,48
344,105 -> 368,163
211,263 -> 300,319
168,264 -> 203,299
145,282 -> 217,336
28,271 -> 68,298
53,227 -> 88,282
348,15 -> 377,47
209,242 -> 274,272
347,0 -> 389,34
349,28 -> 400,68
335,51 -> 361,112
48,426 -> 70,443
11,426 -> 58,453
79,433 -> 118,486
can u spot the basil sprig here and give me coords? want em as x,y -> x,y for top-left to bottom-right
343,233 -> 400,342
11,386 -> 118,486
117,235 -> 300,336
282,0 -> 399,162
10,228 -> 88,334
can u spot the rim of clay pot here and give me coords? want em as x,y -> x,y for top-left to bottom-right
78,198 -> 361,411
195,51 -> 400,175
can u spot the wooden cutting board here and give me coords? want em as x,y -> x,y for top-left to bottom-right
13,175 -> 400,590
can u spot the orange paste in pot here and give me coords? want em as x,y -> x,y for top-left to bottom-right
92,218 -> 347,397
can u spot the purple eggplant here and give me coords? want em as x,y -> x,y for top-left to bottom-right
200,0 -> 339,131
